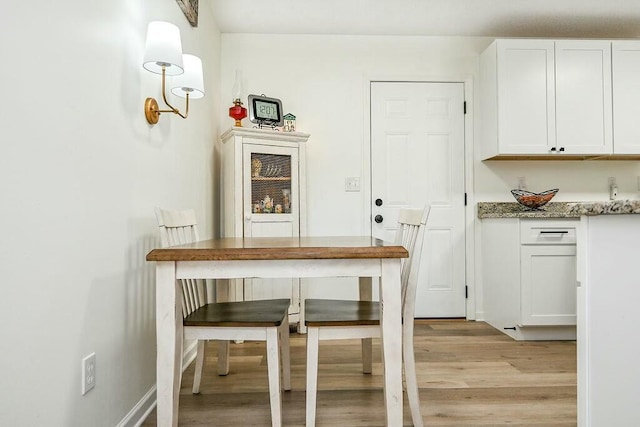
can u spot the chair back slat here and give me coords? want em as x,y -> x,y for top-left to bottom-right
393,206 -> 430,320
154,207 -> 207,317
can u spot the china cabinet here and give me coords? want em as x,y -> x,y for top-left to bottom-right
221,127 -> 310,325
482,218 -> 579,340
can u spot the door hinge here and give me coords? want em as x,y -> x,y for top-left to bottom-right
464,192 -> 467,206
465,285 -> 468,299
463,101 -> 467,114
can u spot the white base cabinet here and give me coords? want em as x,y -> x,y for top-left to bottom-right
221,127 -> 310,326
482,218 -> 579,340
520,244 -> 577,326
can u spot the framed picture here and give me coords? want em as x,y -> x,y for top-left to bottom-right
176,0 -> 198,27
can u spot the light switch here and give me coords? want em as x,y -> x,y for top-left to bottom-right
345,177 -> 360,192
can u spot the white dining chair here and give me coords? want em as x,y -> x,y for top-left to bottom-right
154,207 -> 291,427
304,206 -> 430,427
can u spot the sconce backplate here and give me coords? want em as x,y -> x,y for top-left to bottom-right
145,97 -> 160,124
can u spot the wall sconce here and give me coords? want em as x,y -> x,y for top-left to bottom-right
142,21 -> 205,125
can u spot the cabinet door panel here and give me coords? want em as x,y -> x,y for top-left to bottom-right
520,245 -> 577,326
555,41 -> 612,154
249,220 -> 294,237
242,143 -> 299,238
497,40 -> 556,154
612,41 -> 640,154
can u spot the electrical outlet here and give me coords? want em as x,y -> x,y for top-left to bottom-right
82,353 -> 96,395
608,177 -> 618,200
345,177 -> 360,192
517,177 -> 526,190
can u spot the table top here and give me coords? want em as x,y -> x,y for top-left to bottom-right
146,236 -> 408,262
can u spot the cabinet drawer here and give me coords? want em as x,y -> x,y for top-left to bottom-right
520,219 -> 579,245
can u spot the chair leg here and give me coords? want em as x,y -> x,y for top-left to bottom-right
361,338 -> 373,374
266,328 -> 283,427
279,317 -> 292,391
306,327 -> 320,427
192,340 -> 206,394
403,323 -> 423,427
359,277 -> 373,374
217,340 -> 230,375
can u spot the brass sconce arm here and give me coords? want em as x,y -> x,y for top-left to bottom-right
144,65 -> 190,124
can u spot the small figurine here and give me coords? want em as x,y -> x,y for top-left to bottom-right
263,195 -> 273,213
283,113 -> 296,132
251,158 -> 262,177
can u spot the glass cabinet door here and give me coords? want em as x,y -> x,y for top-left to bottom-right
243,143 -> 299,238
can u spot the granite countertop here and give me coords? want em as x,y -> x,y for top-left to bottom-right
478,200 -> 640,219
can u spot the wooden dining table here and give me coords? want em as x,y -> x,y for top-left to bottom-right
146,236 -> 408,426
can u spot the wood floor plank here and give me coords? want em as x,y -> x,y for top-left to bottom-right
141,320 -> 576,426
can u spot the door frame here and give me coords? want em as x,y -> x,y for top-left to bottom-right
363,75 -> 477,320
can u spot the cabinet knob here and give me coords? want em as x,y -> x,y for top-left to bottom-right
375,198 -> 383,206
558,147 -> 565,152
550,147 -> 557,152
374,214 -> 383,224
245,213 -> 252,221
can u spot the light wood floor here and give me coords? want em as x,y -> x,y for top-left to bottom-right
142,320 -> 576,426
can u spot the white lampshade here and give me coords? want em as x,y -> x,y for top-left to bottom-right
171,54 -> 205,99
143,21 -> 184,76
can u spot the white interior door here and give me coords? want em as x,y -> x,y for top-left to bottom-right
371,81 -> 466,318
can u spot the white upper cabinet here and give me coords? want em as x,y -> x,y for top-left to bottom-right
612,41 -> 640,155
494,39 -> 556,155
480,39 -> 625,159
481,39 -> 558,159
555,40 -> 612,155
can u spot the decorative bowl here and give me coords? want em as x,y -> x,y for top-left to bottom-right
511,188 -> 559,210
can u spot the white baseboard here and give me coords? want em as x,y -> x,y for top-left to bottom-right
116,386 -> 157,427
117,341 -> 199,427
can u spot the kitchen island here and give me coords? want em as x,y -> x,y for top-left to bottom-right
576,213 -> 640,426
479,200 -> 640,426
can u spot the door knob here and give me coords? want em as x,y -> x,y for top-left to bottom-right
374,214 -> 383,223
375,198 -> 383,206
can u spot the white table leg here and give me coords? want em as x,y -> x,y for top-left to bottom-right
156,262 -> 183,427
380,259 -> 403,426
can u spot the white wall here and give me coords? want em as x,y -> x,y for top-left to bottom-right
0,1 -> 220,425
221,33 -> 640,307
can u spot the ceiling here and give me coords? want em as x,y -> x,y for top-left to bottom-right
209,0 -> 640,38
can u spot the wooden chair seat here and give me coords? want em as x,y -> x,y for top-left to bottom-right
305,299 -> 380,326
185,299 -> 291,327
